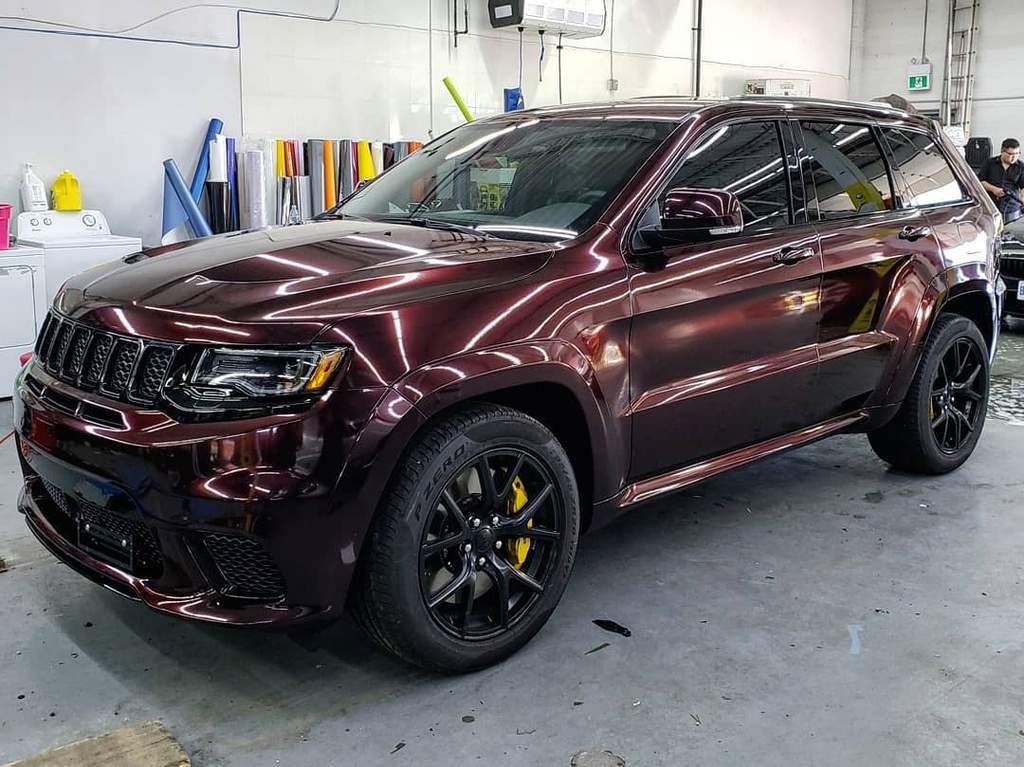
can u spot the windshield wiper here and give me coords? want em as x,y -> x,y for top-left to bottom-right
373,215 -> 496,239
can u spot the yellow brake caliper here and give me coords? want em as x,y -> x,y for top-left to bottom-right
507,476 -> 532,569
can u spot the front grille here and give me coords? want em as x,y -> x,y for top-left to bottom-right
204,534 -> 286,600
39,480 -> 163,577
34,312 -> 179,406
1001,257 -> 1024,280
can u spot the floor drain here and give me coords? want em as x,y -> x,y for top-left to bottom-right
571,749 -> 626,767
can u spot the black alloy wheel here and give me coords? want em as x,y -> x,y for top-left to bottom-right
419,449 -> 563,640
868,314 -> 990,474
352,404 -> 579,672
929,337 -> 986,454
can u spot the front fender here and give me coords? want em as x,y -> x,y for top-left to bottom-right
395,339 -> 626,504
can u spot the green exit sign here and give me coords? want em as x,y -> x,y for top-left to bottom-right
909,74 -> 930,91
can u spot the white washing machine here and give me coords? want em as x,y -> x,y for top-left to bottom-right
0,245 -> 47,398
16,210 -> 142,303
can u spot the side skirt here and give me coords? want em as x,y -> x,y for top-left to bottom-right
590,412 -> 867,526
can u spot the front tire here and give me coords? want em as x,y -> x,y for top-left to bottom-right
352,404 -> 580,672
868,314 -> 989,474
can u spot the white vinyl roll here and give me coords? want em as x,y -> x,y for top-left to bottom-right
243,150 -> 268,229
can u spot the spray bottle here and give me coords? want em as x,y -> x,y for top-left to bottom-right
20,163 -> 47,213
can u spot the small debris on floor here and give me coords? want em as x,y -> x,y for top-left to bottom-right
461,715 -> 475,724
0,555 -> 7,573
84,622 -> 93,628
570,749 -> 626,767
516,728 -> 536,736
585,642 -> 610,655
690,713 -> 702,726
874,608 -> 890,614
592,619 -> 631,637
631,699 -> 640,708
863,491 -> 884,504
573,700 -> 584,706
390,742 -> 405,754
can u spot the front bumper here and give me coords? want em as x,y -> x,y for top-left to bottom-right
13,361 -> 400,628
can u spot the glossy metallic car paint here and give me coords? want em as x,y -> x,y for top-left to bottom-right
14,98 -> 1001,628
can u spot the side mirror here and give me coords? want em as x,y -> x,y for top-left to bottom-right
638,187 -> 744,248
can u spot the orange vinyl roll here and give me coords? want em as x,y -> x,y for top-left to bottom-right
275,140 -> 286,177
283,141 -> 295,177
323,140 -> 337,207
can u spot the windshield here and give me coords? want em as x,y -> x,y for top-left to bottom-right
333,117 -> 676,241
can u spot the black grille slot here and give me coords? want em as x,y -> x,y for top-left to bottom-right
204,534 -> 286,600
62,326 -> 92,379
131,346 -> 175,402
82,333 -> 114,387
35,313 -> 55,356
1001,258 -> 1024,279
41,480 -> 163,577
103,339 -> 140,395
46,320 -> 74,372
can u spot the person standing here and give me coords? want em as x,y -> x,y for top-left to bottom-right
979,138 -> 1024,222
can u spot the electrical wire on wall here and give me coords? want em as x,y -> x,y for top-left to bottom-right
608,0 -> 616,97
538,30 -> 545,83
0,1 -> 340,49
518,26 -> 525,92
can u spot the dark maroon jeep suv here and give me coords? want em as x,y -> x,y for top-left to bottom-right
15,97 -> 1002,671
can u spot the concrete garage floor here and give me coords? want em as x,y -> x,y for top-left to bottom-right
2,330 -> 1024,767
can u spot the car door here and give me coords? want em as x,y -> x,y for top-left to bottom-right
627,118 -> 824,480
798,119 -> 944,422
878,125 -> 987,297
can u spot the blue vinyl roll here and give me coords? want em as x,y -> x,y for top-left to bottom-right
188,118 -> 224,203
164,159 -> 212,238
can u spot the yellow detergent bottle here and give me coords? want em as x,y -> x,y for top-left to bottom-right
51,170 -> 83,211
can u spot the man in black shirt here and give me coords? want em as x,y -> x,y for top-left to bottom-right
979,138 -> 1024,222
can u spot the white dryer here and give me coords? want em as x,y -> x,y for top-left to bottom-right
0,245 -> 47,398
16,210 -> 142,303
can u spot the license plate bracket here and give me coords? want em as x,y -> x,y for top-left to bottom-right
77,515 -> 134,572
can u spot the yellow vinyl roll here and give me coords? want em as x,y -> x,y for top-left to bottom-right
357,140 -> 376,181
275,140 -> 286,177
323,139 -> 337,207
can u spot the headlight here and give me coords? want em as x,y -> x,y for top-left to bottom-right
189,348 -> 346,399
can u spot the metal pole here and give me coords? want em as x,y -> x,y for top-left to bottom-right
941,0 -> 955,125
692,0 -> 703,98
962,0 -> 979,134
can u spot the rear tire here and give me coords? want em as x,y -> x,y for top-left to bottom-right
351,404 -> 580,673
868,314 -> 989,474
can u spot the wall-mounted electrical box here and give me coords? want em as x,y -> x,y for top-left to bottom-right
745,78 -> 812,97
488,0 -> 607,38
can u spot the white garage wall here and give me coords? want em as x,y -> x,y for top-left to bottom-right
850,0 -> 1024,146
1,0 -> 853,245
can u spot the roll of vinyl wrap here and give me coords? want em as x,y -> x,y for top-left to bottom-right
357,140 -> 375,181
243,150 -> 268,228
206,181 -> 230,234
297,176 -> 312,221
275,140 -> 286,177
371,142 -> 384,178
208,135 -> 228,183
339,140 -> 355,197
189,118 -> 224,202
323,140 -> 337,208
164,159 -> 212,238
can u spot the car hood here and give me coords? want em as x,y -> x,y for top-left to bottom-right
59,221 -> 554,345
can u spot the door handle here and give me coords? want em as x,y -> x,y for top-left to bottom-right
772,246 -> 815,265
899,225 -> 932,241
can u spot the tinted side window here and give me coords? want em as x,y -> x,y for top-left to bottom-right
800,121 -> 895,220
664,121 -> 791,234
880,128 -> 967,207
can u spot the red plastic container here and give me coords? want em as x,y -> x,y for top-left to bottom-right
0,203 -> 10,250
